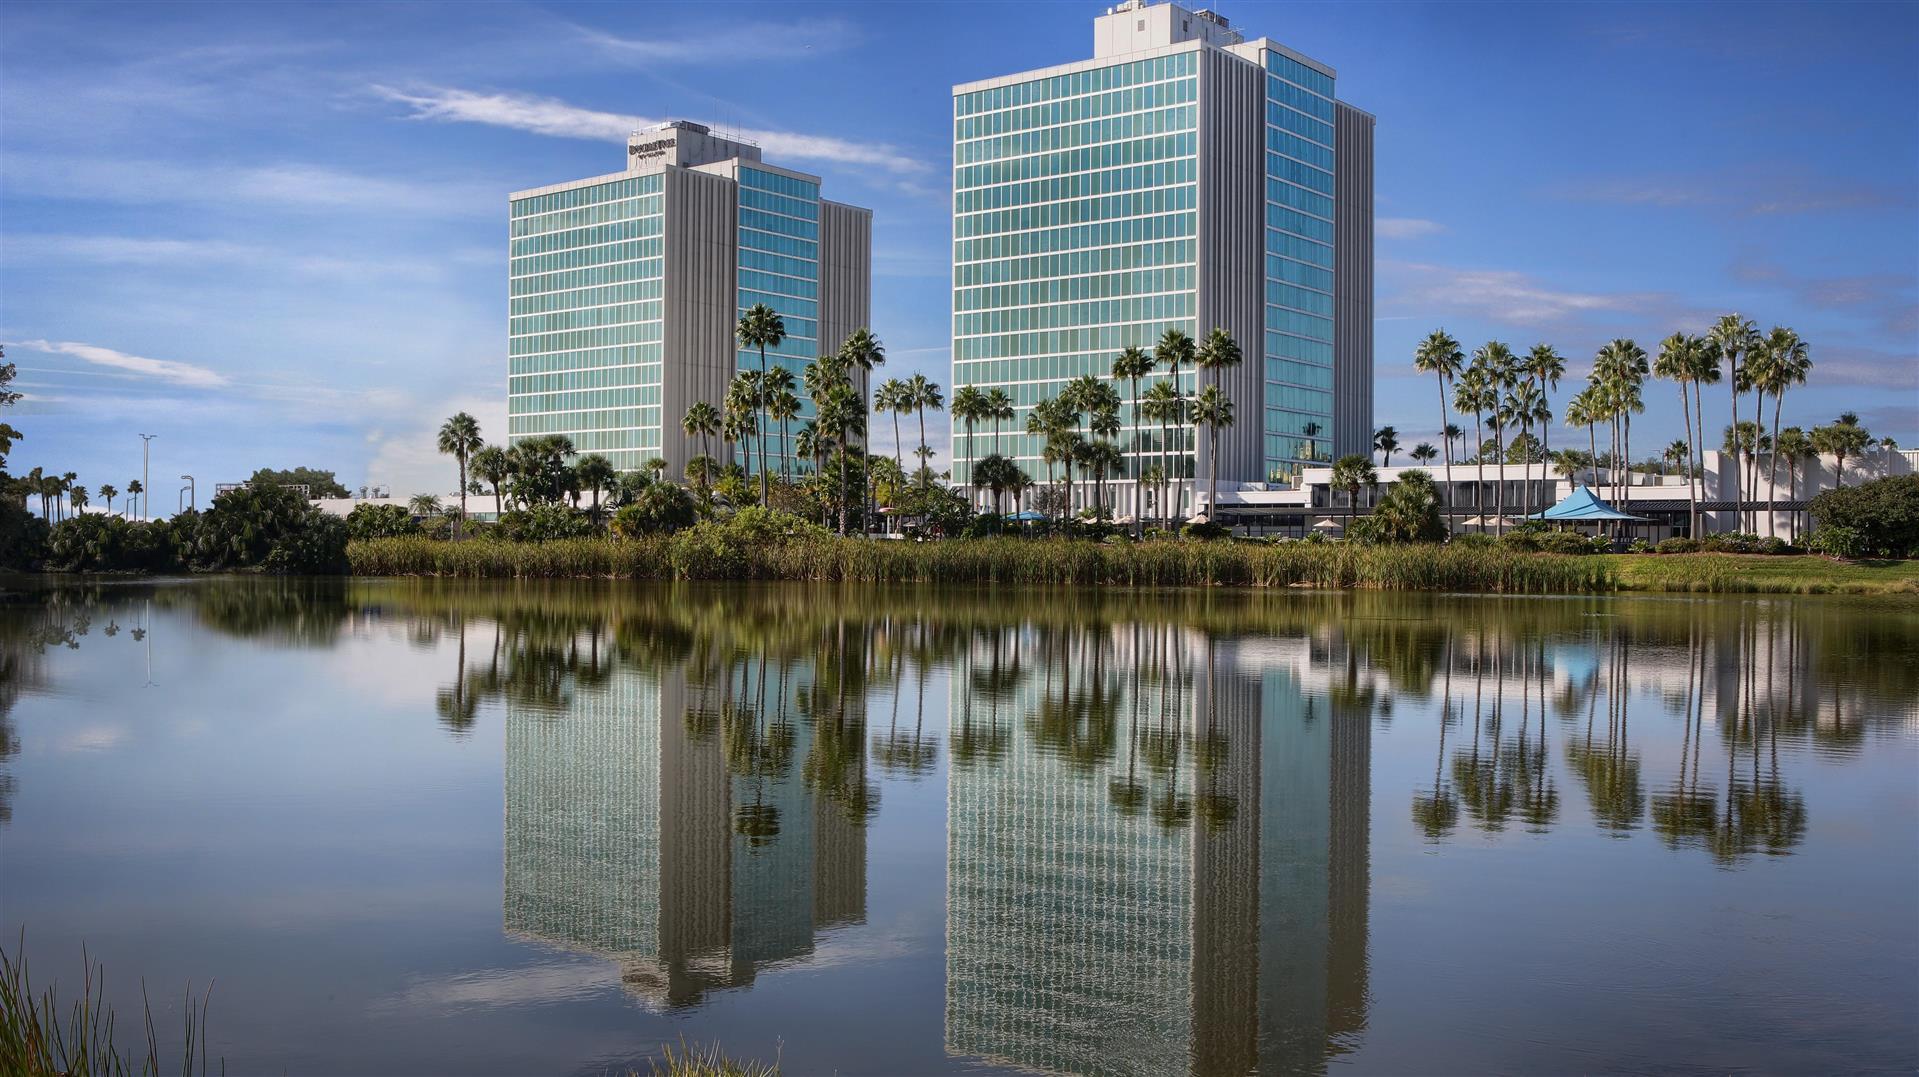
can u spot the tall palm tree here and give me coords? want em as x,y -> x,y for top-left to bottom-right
1191,384 -> 1235,524
682,401 -> 721,501
816,382 -> 865,534
1523,344 -> 1565,519
1707,314 -> 1758,533
1153,328 -> 1197,519
1757,327 -> 1808,537
875,377 -> 910,480
1330,453 -> 1376,533
1111,345 -> 1155,533
1812,412 -> 1869,490
471,444 -> 510,519
1565,389 -> 1600,487
1373,425 -> 1399,467
759,365 -> 799,487
1594,338 -> 1648,519
769,387 -> 801,487
985,387 -> 1014,457
906,373 -> 944,493
125,479 -> 144,520
835,328 -> 885,536
99,482 -> 118,516
1140,380 -> 1182,531
735,303 -> 787,506
575,453 -> 616,525
951,384 -> 987,501
1504,380 -> 1544,520
438,411 -> 483,539
1414,330 -> 1466,512
69,484 -> 88,516
1410,442 -> 1438,467
1474,342 -> 1518,533
1774,426 -> 1813,541
1654,334 -> 1705,537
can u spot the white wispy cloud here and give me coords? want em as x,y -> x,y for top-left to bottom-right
571,16 -> 863,63
0,152 -> 497,216
1384,261 -> 1675,327
1377,217 -> 1445,240
7,233 -> 496,280
373,86 -> 927,175
12,339 -> 229,389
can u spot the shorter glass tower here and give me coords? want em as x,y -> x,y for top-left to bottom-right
509,122 -> 872,476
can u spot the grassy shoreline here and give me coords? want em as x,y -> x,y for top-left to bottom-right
342,535 -> 1915,595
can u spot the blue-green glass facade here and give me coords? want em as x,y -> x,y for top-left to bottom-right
953,51 -> 1201,487
736,166 -> 822,476
508,174 -> 665,470
1261,50 -> 1337,483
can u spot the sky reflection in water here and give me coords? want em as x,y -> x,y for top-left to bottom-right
2,579 -> 1915,1075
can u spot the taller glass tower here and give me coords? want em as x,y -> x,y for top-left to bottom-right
951,0 -> 1372,519
509,122 -> 872,477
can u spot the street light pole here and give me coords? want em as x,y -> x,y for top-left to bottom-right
139,433 -> 156,521
180,474 -> 195,512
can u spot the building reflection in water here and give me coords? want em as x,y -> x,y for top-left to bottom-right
502,653 -> 867,1009
945,624 -> 1371,1076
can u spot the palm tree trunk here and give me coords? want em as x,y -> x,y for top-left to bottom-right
1679,380 -> 1697,538
1438,374 -> 1454,523
1132,376 -> 1144,538
916,406 -> 928,491
757,344 -> 770,508
1472,410 -> 1485,524
1208,426 -> 1220,527
1766,388 -> 1785,539
1726,358 -> 1739,536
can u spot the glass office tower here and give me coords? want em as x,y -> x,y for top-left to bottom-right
952,0 -> 1372,518
509,122 -> 872,477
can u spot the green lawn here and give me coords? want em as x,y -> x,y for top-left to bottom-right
1606,553 -> 1919,595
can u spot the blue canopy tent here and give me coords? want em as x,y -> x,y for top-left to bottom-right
1004,510 -> 1047,523
1526,485 -> 1650,524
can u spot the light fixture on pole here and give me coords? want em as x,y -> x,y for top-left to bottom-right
139,433 -> 157,521
180,474 -> 195,512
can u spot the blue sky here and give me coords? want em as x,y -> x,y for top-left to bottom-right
3,0 -> 1914,505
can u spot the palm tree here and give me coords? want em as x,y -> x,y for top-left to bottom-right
984,387 -> 1014,456
469,445 -> 509,519
409,493 -> 443,517
1111,344 -> 1155,534
1503,380 -> 1545,520
1453,356 -> 1494,520
1373,425 -> 1399,466
126,479 -> 143,520
68,484 -> 88,516
1140,380 -> 1182,531
1756,327 -> 1809,537
1410,442 -> 1438,467
1707,314 -> 1759,533
1153,328 -> 1197,518
951,384 -> 987,501
1564,389 -> 1598,487
575,453 -> 616,525
1473,343 -> 1518,533
735,303 -> 787,506
768,387 -> 801,487
815,382 -> 865,534
98,483 -> 118,516
875,377 -> 910,481
1774,426 -> 1813,541
1812,412 -> 1870,490
834,328 -> 885,536
905,373 -> 944,493
682,400 -> 720,502
1655,334 -> 1706,537
1414,330 -> 1467,511
1025,397 -> 1066,519
1523,344 -> 1565,521
1191,384 -> 1235,524
1600,339 -> 1648,514
1662,438 -> 1689,478
437,411 -> 483,539
1330,453 -> 1376,533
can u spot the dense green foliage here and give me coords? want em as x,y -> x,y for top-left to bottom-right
1809,476 -> 1919,558
45,513 -> 187,572
344,502 -> 420,540
192,484 -> 348,573
246,466 -> 350,499
1360,470 -> 1447,544
611,483 -> 698,537
494,504 -> 594,542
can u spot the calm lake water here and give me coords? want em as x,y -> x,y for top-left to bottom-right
3,578 -> 1916,1075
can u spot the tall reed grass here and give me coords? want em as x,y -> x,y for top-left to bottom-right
349,535 -> 1616,593
0,934 -> 213,1077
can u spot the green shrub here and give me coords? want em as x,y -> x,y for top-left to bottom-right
0,499 -> 48,569
1367,470 -> 1447,544
45,514 -> 185,572
1498,530 -> 1543,552
345,502 -> 419,540
670,522 -> 750,579
191,483 -> 344,573
1535,529 -> 1593,555
1450,532 -> 1496,548
612,484 -> 697,538
496,504 -> 592,542
262,511 -> 350,574
1628,539 -> 1656,554
1656,537 -> 1700,554
1181,521 -> 1229,541
1809,475 -> 1919,558
1804,525 -> 1866,560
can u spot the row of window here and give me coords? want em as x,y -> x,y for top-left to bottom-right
509,321 -> 663,358
509,217 -> 662,259
957,105 -> 1197,167
1269,337 -> 1334,370
739,185 -> 818,223
1264,50 -> 1335,99
509,279 -> 663,317
1268,126 -> 1334,172
1266,306 -> 1333,340
739,166 -> 819,201
738,227 -> 817,261
510,258 -> 662,299
741,206 -> 818,241
954,52 -> 1199,117
1267,74 -> 1334,122
1267,99 -> 1334,149
511,174 -> 661,219
507,407 -> 662,437
1268,201 -> 1333,243
953,367 -> 1194,408
510,194 -> 662,239
1267,151 -> 1334,196
739,267 -> 817,301
954,77 -> 1196,142
738,288 -> 818,322
955,132 -> 1196,192
955,238 -> 1194,289
955,210 -> 1196,264
1268,177 -> 1334,221
958,183 -> 1196,239
954,158 -> 1196,216
1267,230 -> 1333,270
953,436 -> 1197,478
1265,281 -> 1333,317
509,363 -> 660,396
955,266 -> 1196,313
508,386 -> 662,415
729,332 -> 820,361
954,291 -> 1195,337
1269,253 -> 1333,293
1265,384 -> 1333,414
740,247 -> 818,278
510,238 -> 663,278
509,301 -> 662,337
953,317 -> 1195,362
508,343 -> 662,377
